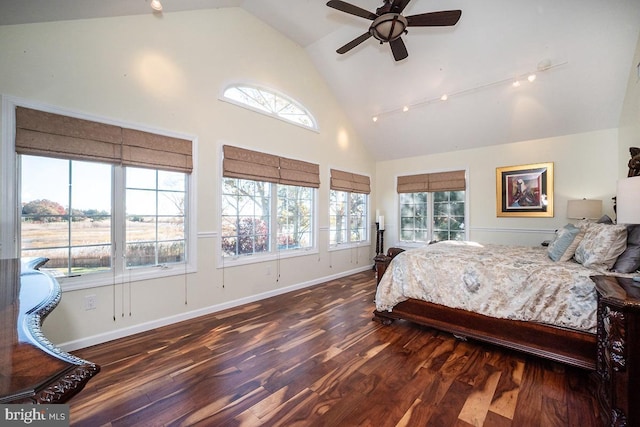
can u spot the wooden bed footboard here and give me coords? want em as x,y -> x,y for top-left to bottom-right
373,300 -> 596,370
373,247 -> 597,370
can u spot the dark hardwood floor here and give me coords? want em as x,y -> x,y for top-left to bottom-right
69,270 -> 602,426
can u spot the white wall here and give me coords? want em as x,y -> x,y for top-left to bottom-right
619,30 -> 640,177
376,128 -> 620,247
0,8 -> 376,349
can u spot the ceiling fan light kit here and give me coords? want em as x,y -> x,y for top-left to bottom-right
370,14 -> 407,42
327,0 -> 461,62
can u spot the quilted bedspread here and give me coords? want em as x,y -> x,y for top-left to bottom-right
375,241 -> 617,333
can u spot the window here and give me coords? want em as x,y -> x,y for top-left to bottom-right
329,169 -> 371,247
221,84 -> 318,131
400,191 -> 466,243
397,170 -> 467,244
21,156 -> 112,276
221,178 -> 271,257
220,145 -> 319,261
221,178 -> 315,257
277,185 -> 313,250
125,168 -> 186,267
2,101 -> 195,288
329,190 -> 368,246
20,158 -> 190,278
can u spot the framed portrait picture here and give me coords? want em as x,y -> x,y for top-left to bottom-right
496,162 -> 554,217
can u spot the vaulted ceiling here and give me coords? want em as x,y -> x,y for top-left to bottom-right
2,0 -> 639,161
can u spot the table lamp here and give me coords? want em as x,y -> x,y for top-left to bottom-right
567,198 -> 602,220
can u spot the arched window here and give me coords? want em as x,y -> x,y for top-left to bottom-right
221,84 -> 318,131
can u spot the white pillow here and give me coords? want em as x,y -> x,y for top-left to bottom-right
574,223 -> 628,269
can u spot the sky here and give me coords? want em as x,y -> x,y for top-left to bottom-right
21,156 -> 185,214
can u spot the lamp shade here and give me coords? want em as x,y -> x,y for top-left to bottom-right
617,176 -> 640,224
567,199 -> 602,219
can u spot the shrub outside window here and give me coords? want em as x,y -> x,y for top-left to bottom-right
400,191 -> 465,243
221,178 -> 315,258
329,190 -> 368,246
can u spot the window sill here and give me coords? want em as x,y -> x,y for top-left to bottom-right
218,247 -> 319,269
328,241 -> 371,252
53,263 -> 196,292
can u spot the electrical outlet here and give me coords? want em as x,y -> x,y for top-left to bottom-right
84,295 -> 97,311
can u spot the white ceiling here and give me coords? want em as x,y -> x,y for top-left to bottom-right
1,0 -> 639,161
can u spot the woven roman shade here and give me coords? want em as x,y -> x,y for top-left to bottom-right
330,169 -> 371,194
15,106 -> 122,164
121,128 -> 192,173
278,157 -> 320,188
222,145 -> 319,188
15,106 -> 193,173
397,170 -> 465,193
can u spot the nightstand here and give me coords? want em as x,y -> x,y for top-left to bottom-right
591,275 -> 640,427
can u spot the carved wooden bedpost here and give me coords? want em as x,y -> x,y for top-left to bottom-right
374,248 -> 405,285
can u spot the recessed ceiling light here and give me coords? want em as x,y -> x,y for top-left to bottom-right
440,94 -> 448,101
528,74 -> 537,82
150,0 -> 163,11
402,106 -> 409,112
372,116 -> 378,122
512,80 -> 521,87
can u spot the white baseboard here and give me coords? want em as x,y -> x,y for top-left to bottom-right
59,264 -> 374,352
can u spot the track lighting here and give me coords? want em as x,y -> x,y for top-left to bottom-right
371,60 -> 567,122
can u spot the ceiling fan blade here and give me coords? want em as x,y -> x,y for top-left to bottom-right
326,0 -> 378,20
406,10 -> 462,27
389,37 -> 408,61
337,32 -> 373,54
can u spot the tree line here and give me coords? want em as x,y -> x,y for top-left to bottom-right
22,199 -> 109,222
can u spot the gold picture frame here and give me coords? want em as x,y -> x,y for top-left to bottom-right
496,162 -> 554,217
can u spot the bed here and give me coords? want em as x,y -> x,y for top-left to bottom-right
373,222 -> 640,370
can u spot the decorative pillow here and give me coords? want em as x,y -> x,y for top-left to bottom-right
562,223 -> 589,261
596,215 -> 614,224
574,223 -> 628,269
547,224 -> 581,262
612,224 -> 640,273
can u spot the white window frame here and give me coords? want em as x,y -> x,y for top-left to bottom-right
219,176 -> 319,269
328,189 -> 370,251
1,95 -> 198,291
219,83 -> 319,132
396,170 -> 469,248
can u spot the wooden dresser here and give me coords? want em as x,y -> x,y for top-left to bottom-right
0,258 -> 99,404
592,275 -> 640,427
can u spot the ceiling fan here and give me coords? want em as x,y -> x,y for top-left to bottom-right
327,0 -> 462,61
